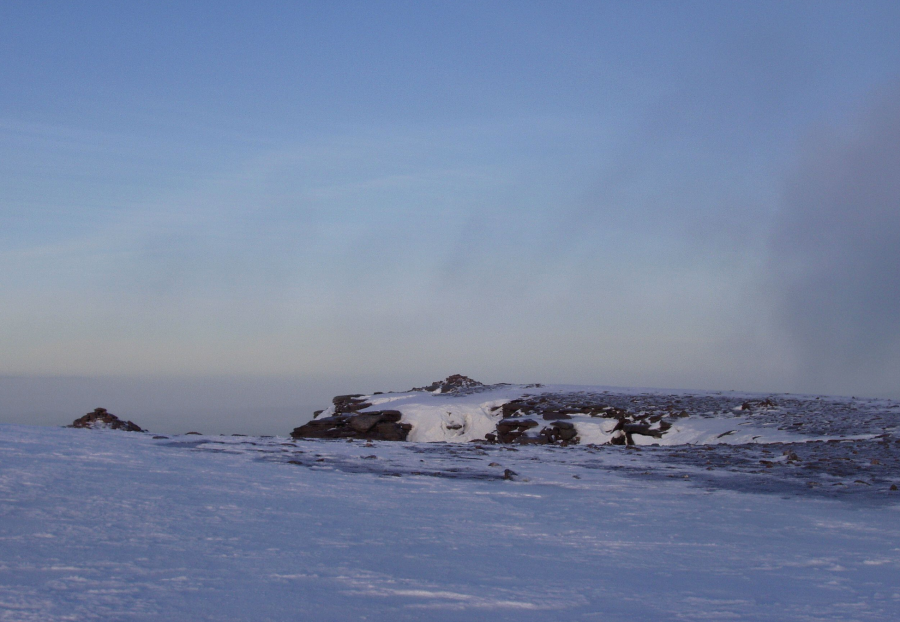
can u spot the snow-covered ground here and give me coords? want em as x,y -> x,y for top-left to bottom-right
2,422 -> 899,621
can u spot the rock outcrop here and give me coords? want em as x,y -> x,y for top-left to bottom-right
70,408 -> 144,432
411,374 -> 484,394
290,376 -> 674,446
290,394 -> 412,441
489,393 -> 667,446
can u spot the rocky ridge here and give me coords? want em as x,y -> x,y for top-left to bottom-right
289,375 -> 900,447
410,374 -> 487,394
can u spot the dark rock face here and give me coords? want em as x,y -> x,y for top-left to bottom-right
69,408 -> 144,432
348,413 -> 382,433
495,419 -> 539,443
493,419 -> 581,446
411,374 -> 484,394
294,391 -> 410,442
498,396 -> 628,420
331,395 -> 373,415
291,410 -> 412,442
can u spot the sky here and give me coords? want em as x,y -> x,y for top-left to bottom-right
2,1 -> 899,433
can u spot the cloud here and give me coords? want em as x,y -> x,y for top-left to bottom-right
769,83 -> 900,394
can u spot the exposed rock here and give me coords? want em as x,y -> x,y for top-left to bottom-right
379,410 -> 403,422
740,398 -> 777,411
348,413 -> 383,433
541,412 -> 572,420
291,411 -> 412,442
485,392 -> 679,446
411,374 -> 484,394
552,421 -> 578,442
296,377 -> 684,447
69,408 -> 144,432
332,395 -> 373,415
495,419 -> 539,443
499,396 -> 630,423
609,430 -> 627,445
373,421 -> 411,441
622,423 -> 662,438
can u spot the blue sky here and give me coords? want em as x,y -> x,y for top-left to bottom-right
2,1 -> 900,430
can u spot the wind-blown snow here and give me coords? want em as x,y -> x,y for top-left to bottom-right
1,423 -> 899,621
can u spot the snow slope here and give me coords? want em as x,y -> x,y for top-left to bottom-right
2,423 -> 899,621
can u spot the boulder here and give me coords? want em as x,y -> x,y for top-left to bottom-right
349,413 -> 383,433
374,421 -> 413,441
291,411 -> 412,442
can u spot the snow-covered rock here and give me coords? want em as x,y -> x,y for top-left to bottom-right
410,373 -> 485,394
69,408 -> 144,432
291,376 -> 862,446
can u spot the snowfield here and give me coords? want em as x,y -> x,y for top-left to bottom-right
2,400 -> 900,621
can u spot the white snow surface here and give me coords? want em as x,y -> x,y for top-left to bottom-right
2,423 -> 899,621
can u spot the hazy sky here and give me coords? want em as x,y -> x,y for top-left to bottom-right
2,1 -> 899,432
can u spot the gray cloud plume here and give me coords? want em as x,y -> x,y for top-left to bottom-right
769,84 -> 900,395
